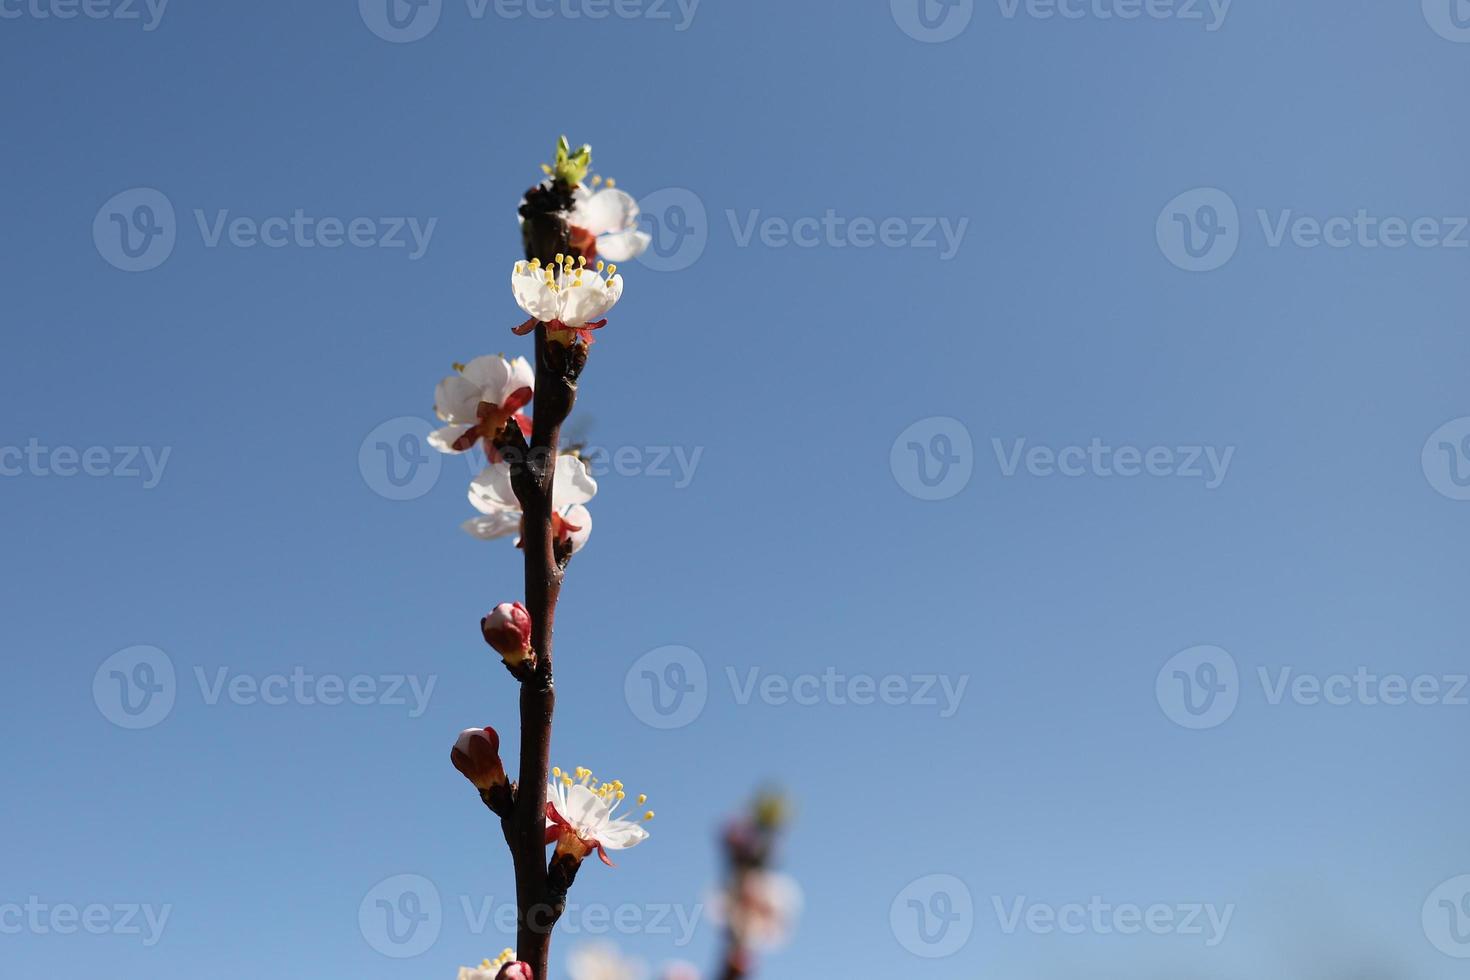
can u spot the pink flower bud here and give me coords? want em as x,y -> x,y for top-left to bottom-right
482,602 -> 533,667
451,726 -> 506,791
496,962 -> 533,980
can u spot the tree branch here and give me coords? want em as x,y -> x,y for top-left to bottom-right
506,203 -> 578,979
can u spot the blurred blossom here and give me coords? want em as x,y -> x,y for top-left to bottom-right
566,941 -> 644,980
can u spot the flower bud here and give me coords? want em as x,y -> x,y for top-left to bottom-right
496,962 -> 533,980
451,727 -> 506,791
482,602 -> 533,668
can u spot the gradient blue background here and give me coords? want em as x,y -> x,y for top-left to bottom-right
3,1 -> 1469,977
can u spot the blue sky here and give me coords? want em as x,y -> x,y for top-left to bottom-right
3,1 -> 1470,978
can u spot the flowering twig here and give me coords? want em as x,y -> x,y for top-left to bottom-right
714,794 -> 795,980
506,212 -> 579,976
446,137 -> 650,980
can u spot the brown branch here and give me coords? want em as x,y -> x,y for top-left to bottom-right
711,802 -> 785,980
716,925 -> 749,980
504,202 -> 578,979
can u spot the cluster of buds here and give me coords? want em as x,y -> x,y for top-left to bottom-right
482,601 -> 534,674
451,726 -> 512,815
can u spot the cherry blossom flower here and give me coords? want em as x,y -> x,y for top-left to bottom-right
570,177 -> 651,265
510,255 -> 624,345
544,766 -> 652,867
458,948 -> 530,980
464,455 -> 596,554
566,942 -> 643,980
712,870 -> 803,951
430,355 -> 534,460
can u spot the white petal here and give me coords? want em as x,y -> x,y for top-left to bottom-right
564,783 -> 612,836
546,777 -> 569,825
574,187 -> 639,237
469,463 -> 519,513
600,274 -> 624,315
461,511 -> 521,541
506,356 -> 535,396
460,355 -> 511,398
598,227 -> 651,263
598,818 -> 649,850
429,424 -> 472,454
512,265 -> 560,322
561,503 -> 592,554
557,278 -> 613,328
435,375 -> 482,423
553,456 -> 598,508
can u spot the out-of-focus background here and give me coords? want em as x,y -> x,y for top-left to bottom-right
3,1 -> 1469,977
